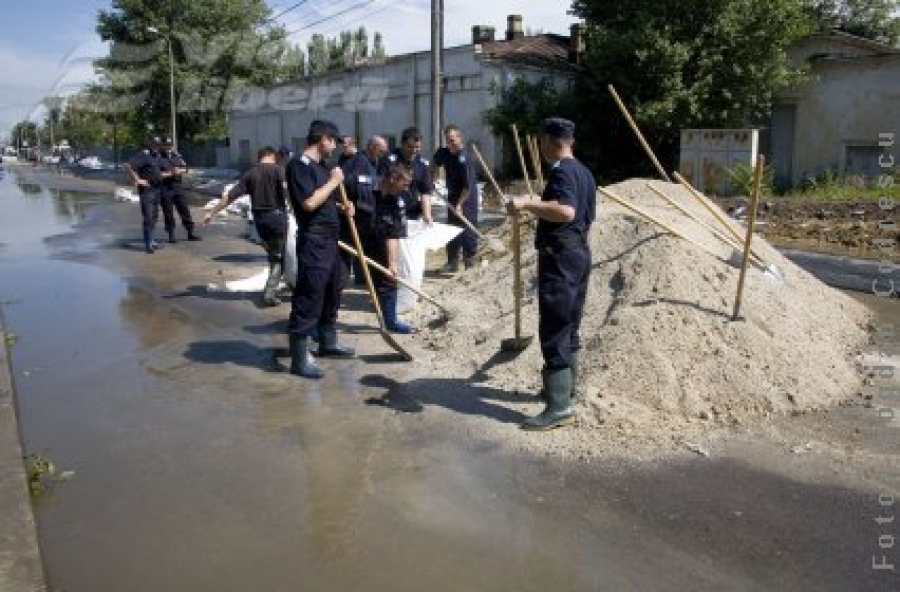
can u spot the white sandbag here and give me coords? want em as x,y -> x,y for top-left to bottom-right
283,210 -> 298,288
397,221 -> 462,313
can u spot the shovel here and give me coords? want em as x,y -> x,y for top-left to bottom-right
337,185 -> 413,361
501,123 -> 535,351
337,240 -> 456,323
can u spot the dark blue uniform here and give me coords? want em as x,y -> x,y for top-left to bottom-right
159,149 -> 197,240
433,146 -> 479,263
285,153 -> 345,337
535,157 -> 596,369
128,148 -> 164,251
340,151 -> 379,282
371,188 -> 407,295
378,149 -> 432,220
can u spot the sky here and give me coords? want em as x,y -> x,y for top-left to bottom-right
0,0 -> 578,144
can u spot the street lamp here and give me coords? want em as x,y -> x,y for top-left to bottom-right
147,26 -> 177,152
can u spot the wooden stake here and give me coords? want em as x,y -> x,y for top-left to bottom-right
511,123 -> 535,197
732,156 -> 765,321
607,84 -> 672,182
527,134 -> 544,188
470,143 -> 504,198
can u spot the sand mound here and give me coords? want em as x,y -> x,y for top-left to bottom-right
408,179 -> 872,453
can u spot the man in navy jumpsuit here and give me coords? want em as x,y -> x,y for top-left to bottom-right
377,127 -> 434,225
341,135 -> 388,285
506,117 -> 596,431
285,120 -> 356,379
159,137 -> 200,243
432,124 -> 479,271
126,136 -> 166,254
371,163 -> 415,334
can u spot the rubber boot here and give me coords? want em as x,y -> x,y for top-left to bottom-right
143,229 -> 155,254
262,262 -> 282,307
570,351 -> 581,403
289,333 -> 323,379
381,291 -> 414,334
521,367 -> 575,431
168,229 -> 178,244
316,324 -> 355,357
187,226 -> 202,241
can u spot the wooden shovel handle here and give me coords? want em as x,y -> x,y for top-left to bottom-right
608,84 -> 672,182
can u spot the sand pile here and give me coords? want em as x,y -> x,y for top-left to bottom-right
409,179 -> 872,450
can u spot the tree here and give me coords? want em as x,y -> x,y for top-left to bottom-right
95,0 -> 299,144
307,27 -> 385,74
805,0 -> 900,44
569,0 -> 814,180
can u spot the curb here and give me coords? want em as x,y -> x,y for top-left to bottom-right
0,305 -> 47,591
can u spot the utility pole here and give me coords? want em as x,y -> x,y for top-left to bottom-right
430,0 -> 443,154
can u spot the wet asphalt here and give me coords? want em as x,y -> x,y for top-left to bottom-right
0,165 -> 898,591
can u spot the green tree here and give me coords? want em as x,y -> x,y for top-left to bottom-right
805,0 -> 900,44
569,0 -> 814,180
307,27 -> 386,74
95,0 -> 298,144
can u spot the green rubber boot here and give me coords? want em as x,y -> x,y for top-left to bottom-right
570,351 -> 581,403
289,333 -> 323,379
521,367 -> 575,431
262,261 -> 282,307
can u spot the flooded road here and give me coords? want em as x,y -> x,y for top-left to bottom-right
1,166 -> 897,592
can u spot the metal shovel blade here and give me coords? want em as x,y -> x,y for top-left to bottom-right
500,335 -> 534,352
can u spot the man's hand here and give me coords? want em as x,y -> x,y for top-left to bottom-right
136,179 -> 149,187
329,166 -> 344,185
505,196 -> 527,215
342,201 -> 355,218
203,212 -> 214,226
389,262 -> 400,278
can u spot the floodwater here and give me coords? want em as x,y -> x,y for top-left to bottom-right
1,165 -> 897,592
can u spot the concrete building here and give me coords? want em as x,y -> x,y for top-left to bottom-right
770,31 -> 900,188
226,15 -> 582,171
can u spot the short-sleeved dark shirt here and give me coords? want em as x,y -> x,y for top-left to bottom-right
341,152 -> 378,215
227,163 -> 287,211
377,149 -> 433,220
534,157 -> 597,248
433,147 -> 479,212
286,153 -> 339,234
128,149 -> 164,187
371,189 -> 407,264
160,150 -> 187,190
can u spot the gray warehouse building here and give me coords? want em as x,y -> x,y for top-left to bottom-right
226,15 -> 582,171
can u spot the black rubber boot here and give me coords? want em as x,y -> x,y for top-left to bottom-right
262,262 -> 282,307
521,367 -> 575,431
187,227 -> 202,241
289,333 -> 323,379
168,229 -> 178,244
316,324 -> 355,357
143,229 -> 155,254
570,351 -> 581,403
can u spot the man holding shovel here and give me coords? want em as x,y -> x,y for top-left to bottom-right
285,120 -> 357,379
505,117 -> 596,431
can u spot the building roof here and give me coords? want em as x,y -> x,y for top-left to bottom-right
476,34 -> 579,72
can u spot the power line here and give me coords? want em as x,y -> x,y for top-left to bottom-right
285,0 -> 376,36
266,0 -> 313,23
316,0 -> 406,38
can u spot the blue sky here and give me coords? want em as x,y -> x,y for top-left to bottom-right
0,0 -> 577,143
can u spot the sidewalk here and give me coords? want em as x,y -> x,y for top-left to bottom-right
0,307 -> 46,591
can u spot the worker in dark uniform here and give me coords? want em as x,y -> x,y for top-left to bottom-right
371,163 -> 415,334
204,146 -> 288,306
505,117 -> 596,431
159,137 -> 201,242
432,124 -> 480,271
285,120 -> 356,379
378,127 -> 434,225
337,135 -> 358,168
126,136 -> 167,254
341,135 -> 388,285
